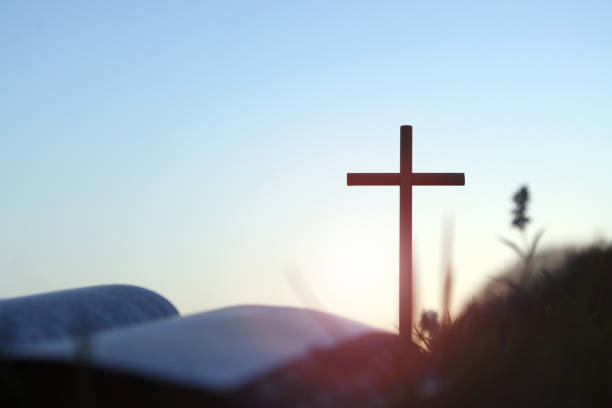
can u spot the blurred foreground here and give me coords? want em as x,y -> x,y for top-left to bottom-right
2,243 -> 611,407
417,243 -> 612,407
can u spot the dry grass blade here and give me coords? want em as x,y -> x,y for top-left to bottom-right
525,228 -> 545,264
499,236 -> 526,259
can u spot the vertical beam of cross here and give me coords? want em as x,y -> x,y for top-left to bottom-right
399,125 -> 413,341
347,125 -> 465,341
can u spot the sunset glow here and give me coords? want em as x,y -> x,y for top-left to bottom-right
1,1 -> 611,333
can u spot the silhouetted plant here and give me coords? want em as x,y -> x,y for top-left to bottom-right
511,186 -> 530,230
500,185 -> 544,282
416,244 -> 612,408
415,310 -> 440,351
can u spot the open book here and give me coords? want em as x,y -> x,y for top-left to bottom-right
1,285 -> 414,407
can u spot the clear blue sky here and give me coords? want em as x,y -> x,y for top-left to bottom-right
2,1 -> 611,330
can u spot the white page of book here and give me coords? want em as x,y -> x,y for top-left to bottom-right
11,305 -> 383,391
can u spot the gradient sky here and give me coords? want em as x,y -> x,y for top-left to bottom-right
2,1 -> 611,331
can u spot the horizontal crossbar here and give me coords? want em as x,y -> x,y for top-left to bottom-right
347,172 -> 465,186
347,173 -> 399,185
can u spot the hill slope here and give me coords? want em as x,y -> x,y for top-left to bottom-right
423,244 -> 612,407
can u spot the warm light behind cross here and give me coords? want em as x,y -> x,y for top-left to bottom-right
347,125 -> 465,340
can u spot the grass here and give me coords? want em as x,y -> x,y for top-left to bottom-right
408,243 -> 612,407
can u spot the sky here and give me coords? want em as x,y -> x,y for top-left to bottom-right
2,1 -> 611,331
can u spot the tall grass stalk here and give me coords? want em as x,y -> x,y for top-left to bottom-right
499,185 -> 544,282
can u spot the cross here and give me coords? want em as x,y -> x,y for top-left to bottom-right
347,125 -> 465,341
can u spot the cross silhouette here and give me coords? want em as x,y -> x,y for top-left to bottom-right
347,125 -> 465,340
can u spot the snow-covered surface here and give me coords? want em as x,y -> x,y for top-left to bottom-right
11,305 -> 385,391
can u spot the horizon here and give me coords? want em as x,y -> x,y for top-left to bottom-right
2,1 -> 612,331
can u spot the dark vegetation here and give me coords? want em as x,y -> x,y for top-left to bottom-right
412,243 -> 612,407
403,185 -> 612,407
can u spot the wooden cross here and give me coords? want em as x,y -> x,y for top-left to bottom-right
347,125 -> 465,340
